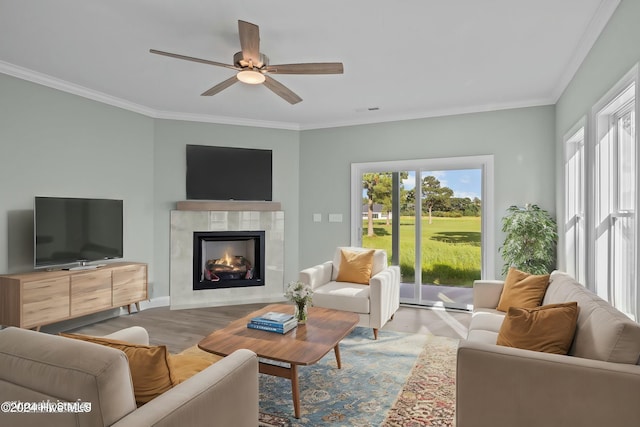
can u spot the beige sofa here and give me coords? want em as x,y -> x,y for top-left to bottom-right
0,326 -> 258,427
456,271 -> 640,427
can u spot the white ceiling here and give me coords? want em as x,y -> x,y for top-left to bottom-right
0,0 -> 620,130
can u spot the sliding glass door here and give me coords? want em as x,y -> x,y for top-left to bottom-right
352,156 -> 494,310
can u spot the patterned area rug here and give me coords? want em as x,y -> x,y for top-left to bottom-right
259,412 -> 291,427
382,333 -> 458,426
259,327 -> 458,426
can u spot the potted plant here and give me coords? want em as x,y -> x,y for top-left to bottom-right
500,204 -> 558,275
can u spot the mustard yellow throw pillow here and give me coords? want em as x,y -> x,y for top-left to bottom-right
497,302 -> 579,355
169,354 -> 215,383
336,249 -> 375,285
61,333 -> 176,406
496,267 -> 550,312
170,345 -> 223,383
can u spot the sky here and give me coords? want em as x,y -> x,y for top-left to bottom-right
402,169 -> 482,200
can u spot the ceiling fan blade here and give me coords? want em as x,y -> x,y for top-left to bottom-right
263,76 -> 302,104
238,20 -> 260,64
265,62 -> 344,75
150,49 -> 239,71
201,76 -> 239,96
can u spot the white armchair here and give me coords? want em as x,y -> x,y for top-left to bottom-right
299,247 -> 400,339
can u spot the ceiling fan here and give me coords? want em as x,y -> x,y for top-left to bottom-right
150,20 -> 344,104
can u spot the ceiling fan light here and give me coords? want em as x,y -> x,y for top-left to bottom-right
237,70 -> 265,84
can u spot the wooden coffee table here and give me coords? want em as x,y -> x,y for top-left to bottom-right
198,303 -> 359,418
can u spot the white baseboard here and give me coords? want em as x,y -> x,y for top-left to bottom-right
137,296 -> 170,310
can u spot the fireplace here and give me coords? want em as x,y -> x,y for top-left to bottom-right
193,231 -> 265,290
170,205 -> 284,309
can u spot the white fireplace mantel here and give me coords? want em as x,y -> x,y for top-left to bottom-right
169,204 -> 285,309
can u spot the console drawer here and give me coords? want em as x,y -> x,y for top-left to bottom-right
22,276 -> 70,328
70,270 -> 112,317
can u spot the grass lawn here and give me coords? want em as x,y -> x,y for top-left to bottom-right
362,216 -> 481,287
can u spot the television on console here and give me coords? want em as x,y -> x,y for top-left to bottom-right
34,196 -> 124,268
186,145 -> 272,201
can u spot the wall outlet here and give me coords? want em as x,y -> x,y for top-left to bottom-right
313,213 -> 322,222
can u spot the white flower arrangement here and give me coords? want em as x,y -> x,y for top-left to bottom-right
285,281 -> 313,305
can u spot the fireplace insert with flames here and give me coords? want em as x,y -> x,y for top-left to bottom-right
193,231 -> 265,290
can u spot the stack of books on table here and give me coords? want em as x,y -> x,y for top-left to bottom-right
247,311 -> 297,334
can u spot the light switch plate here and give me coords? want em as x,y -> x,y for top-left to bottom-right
313,213 -> 322,222
328,213 -> 343,223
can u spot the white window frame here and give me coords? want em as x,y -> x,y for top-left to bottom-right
588,64 -> 639,319
563,120 -> 586,284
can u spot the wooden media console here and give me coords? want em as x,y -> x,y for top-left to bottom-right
0,262 -> 147,330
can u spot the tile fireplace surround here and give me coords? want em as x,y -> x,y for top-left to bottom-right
170,201 -> 285,309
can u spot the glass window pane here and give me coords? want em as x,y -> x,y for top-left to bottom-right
361,172 -> 394,255
361,171 -> 416,298
361,171 -> 411,275
419,169 -> 481,289
399,171 -> 416,286
613,216 -> 636,319
564,128 -> 585,283
618,110 -> 636,211
596,129 -> 613,223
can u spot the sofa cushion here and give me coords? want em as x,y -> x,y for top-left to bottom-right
469,310 -> 505,334
312,281 -> 371,314
543,272 -> 640,364
496,267 -> 550,312
466,329 -> 500,345
61,333 -> 177,406
332,246 -> 387,281
467,309 -> 505,344
336,248 -> 375,284
497,302 -> 579,355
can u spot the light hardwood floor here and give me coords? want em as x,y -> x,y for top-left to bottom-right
69,303 -> 471,354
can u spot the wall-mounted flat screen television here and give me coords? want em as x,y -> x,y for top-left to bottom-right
186,145 -> 272,201
34,196 -> 124,268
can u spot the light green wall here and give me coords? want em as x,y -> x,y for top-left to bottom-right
555,0 -> 640,269
0,73 -> 300,300
152,120 -> 300,297
0,74 -> 155,278
298,106 -> 556,276
0,72 -> 555,298
556,1 -> 639,132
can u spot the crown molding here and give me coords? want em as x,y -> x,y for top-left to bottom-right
551,0 -> 621,102
0,60 -> 301,131
152,110 -> 300,130
0,60 -> 158,117
299,98 -> 555,130
3,59 -> 552,131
